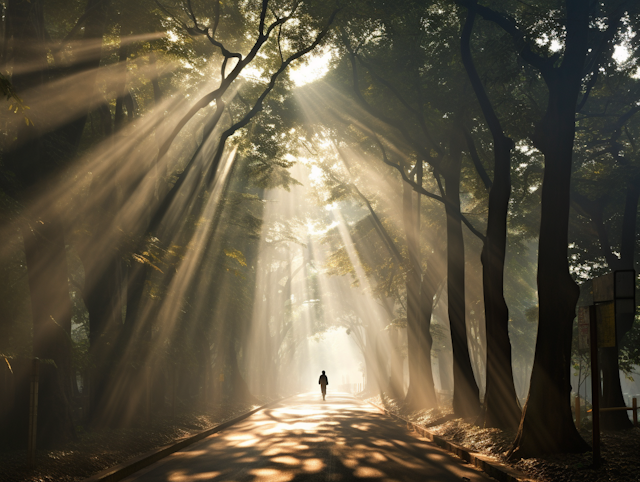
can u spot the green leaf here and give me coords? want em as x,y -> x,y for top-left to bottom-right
224,248 -> 247,267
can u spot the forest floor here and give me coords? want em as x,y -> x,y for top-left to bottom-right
0,400 -> 262,482
368,393 -> 640,482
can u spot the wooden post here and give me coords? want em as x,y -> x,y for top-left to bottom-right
27,359 -> 39,466
633,398 -> 637,427
145,365 -> 151,424
575,395 -> 581,429
83,368 -> 90,423
589,305 -> 600,469
171,366 -> 178,417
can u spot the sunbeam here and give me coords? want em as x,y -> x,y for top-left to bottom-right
2,2 -> 639,480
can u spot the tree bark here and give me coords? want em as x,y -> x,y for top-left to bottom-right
388,325 -> 405,398
227,342 -> 255,403
22,220 -> 76,447
364,327 -> 380,395
418,261 -> 439,407
444,134 -> 481,418
402,178 -> 438,410
600,182 -> 639,430
5,0 -> 77,447
572,182 -> 638,430
460,2 -> 520,430
510,0 -> 591,457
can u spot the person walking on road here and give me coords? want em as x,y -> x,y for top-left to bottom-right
319,370 -> 328,400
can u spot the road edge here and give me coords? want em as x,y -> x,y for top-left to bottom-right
82,399 -> 283,482
365,400 -> 535,482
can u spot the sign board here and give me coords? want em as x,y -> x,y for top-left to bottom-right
596,302 -> 616,348
577,306 -> 590,352
593,273 -> 614,302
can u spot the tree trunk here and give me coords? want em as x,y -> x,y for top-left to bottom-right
510,1 -> 591,457
444,135 -> 480,418
363,326 -> 381,395
22,220 -> 76,447
404,271 -> 422,407
403,179 -> 421,408
388,326 -> 404,399
418,263 -> 439,407
83,255 -> 123,424
402,178 -> 438,410
460,2 -> 521,430
600,347 -> 631,429
228,344 -> 255,403
5,0 -> 77,447
10,0 -> 111,429
600,182 -> 639,430
571,182 -> 638,429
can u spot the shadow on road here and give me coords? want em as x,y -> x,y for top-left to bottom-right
125,393 -> 489,481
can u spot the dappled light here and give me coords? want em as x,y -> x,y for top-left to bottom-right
120,393 -> 490,481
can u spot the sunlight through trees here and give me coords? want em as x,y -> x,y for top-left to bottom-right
1,0 -> 639,473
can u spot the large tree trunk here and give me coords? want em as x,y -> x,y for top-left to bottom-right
227,342 -> 256,403
460,3 -> 521,430
388,326 -> 405,399
444,135 -> 480,419
418,262 -> 439,406
571,182 -> 638,429
402,178 -> 438,410
82,60 -> 123,425
404,273 -> 422,406
363,326 -> 381,395
6,0 -> 77,447
9,0 -> 111,429
61,0 -> 110,426
83,255 -> 123,424
403,179 -> 421,408
600,182 -> 639,430
22,220 -> 76,447
509,0 -> 591,457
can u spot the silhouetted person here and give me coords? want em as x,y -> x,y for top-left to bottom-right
319,370 -> 328,400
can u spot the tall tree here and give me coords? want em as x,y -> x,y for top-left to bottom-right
459,0 -> 520,430
461,0 -> 626,456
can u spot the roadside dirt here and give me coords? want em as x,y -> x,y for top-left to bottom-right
0,401 -> 260,482
368,393 -> 640,482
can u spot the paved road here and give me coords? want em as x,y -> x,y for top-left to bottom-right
123,392 -> 493,482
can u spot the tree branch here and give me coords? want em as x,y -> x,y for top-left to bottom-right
461,127 -> 492,190
577,4 -> 626,110
54,0 -> 107,52
341,30 -> 430,161
204,8 -> 340,187
370,132 -> 486,242
355,54 -> 443,157
456,0 -> 553,75
333,143 -> 405,266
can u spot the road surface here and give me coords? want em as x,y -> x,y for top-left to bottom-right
123,392 -> 493,482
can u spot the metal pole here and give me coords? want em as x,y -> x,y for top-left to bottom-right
27,359 -> 39,466
589,305 -> 600,469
